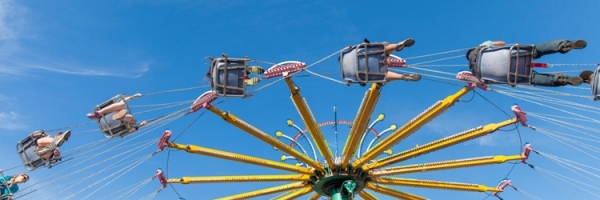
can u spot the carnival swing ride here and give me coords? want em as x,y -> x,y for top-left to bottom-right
3,38 -> 600,200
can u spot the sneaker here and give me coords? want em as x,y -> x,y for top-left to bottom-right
569,76 -> 583,86
248,66 -> 265,74
244,77 -> 260,86
572,40 -> 587,49
395,38 -> 415,51
112,109 -> 129,120
557,75 -> 583,86
402,73 -> 421,81
561,39 -> 587,52
86,111 -> 100,119
54,130 -> 71,147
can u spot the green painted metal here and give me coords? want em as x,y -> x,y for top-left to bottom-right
330,187 -> 349,200
313,173 -> 366,197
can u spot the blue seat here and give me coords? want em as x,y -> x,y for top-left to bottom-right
16,131 -> 49,171
210,55 -> 249,97
339,43 -> 388,86
591,65 -> 600,100
93,94 -> 134,138
474,44 -> 535,86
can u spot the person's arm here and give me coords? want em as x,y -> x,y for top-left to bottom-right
492,41 -> 506,46
480,40 -> 505,48
123,93 -> 142,102
128,121 -> 147,133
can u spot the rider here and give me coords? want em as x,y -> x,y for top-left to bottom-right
86,93 -> 148,133
579,70 -> 595,86
0,173 -> 29,199
465,39 -> 586,86
340,38 -> 421,82
32,131 -> 69,161
204,56 -> 265,86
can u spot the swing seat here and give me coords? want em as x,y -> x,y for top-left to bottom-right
264,61 -> 306,78
474,44 -> 535,86
339,43 -> 388,85
16,130 -> 49,171
190,90 -> 218,112
93,94 -> 134,138
210,55 -> 249,97
591,65 -> 600,100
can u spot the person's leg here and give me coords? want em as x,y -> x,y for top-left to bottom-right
386,71 -> 421,82
88,102 -> 127,118
34,139 -> 57,157
243,77 -> 260,86
533,39 -> 587,59
247,66 -> 264,74
531,71 -> 582,86
35,137 -> 54,147
384,38 -> 415,55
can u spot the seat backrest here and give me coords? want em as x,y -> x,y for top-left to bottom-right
339,43 -> 387,84
98,112 -> 130,138
591,65 -> 600,100
16,134 -> 46,171
210,57 -> 248,96
94,95 -> 133,138
477,46 -> 533,84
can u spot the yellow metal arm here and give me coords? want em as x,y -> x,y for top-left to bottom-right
308,192 -> 321,200
206,105 -> 323,171
358,190 -> 379,200
342,83 -> 382,167
366,183 -> 427,200
372,177 -> 501,193
168,142 -> 313,175
270,191 -> 293,200
166,174 -> 311,184
284,77 -> 335,168
355,87 -> 472,168
364,118 -> 517,170
370,155 -> 523,176
215,182 -> 306,200
276,186 -> 313,199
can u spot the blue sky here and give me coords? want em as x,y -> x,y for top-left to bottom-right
1,0 -> 600,199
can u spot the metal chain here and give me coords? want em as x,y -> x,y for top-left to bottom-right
548,63 -> 598,67
143,85 -> 209,96
304,69 -> 346,85
408,64 -> 468,67
130,100 -> 195,108
403,47 -> 474,60
136,101 -> 191,115
494,89 -> 600,123
64,153 -> 153,200
100,176 -> 154,200
408,55 -> 464,66
81,153 -> 155,200
21,140 -> 156,200
44,121 -> 96,132
250,59 -> 278,65
18,120 -> 167,195
306,49 -> 344,69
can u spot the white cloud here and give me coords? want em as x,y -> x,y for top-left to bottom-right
0,111 -> 27,130
0,0 -> 150,78
26,61 -> 151,78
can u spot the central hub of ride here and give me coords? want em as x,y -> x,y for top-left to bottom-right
309,156 -> 368,200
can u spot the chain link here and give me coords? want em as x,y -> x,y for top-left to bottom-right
44,122 -> 96,132
403,47 -> 474,60
144,85 -> 209,96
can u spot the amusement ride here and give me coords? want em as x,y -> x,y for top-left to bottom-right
2,38 -> 600,200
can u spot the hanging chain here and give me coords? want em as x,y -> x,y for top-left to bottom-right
403,47 -> 474,60
144,85 -> 209,96
44,121 -> 96,132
